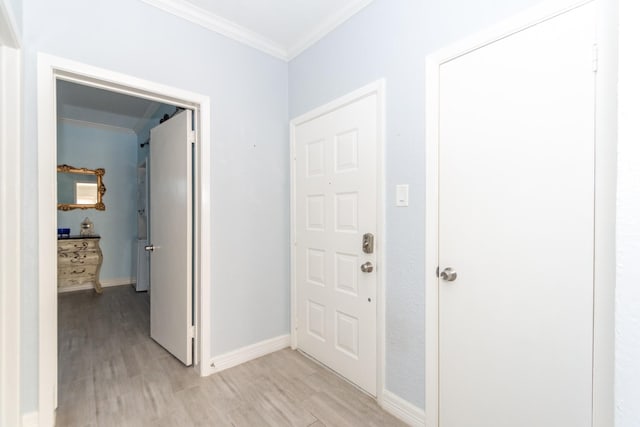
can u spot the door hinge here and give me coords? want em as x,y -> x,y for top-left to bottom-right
188,325 -> 195,339
592,44 -> 598,73
436,266 -> 439,277
189,130 -> 196,144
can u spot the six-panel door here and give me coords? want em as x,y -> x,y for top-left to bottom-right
294,94 -> 378,394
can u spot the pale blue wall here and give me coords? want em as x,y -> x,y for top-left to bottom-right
289,0 -> 544,408
57,120 -> 138,282
21,0 -> 289,413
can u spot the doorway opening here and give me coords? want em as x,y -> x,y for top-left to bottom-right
37,53 -> 212,426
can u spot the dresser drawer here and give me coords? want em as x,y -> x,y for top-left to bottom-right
58,250 -> 101,266
58,264 -> 99,279
58,239 -> 100,253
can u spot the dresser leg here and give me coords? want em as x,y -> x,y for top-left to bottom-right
94,281 -> 103,294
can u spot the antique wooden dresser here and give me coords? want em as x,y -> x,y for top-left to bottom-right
57,236 -> 103,293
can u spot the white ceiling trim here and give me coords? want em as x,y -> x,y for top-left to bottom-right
140,0 -> 289,60
58,117 -> 136,135
287,0 -> 373,60
139,0 -> 373,61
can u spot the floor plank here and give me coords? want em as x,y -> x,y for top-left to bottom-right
57,286 -> 406,426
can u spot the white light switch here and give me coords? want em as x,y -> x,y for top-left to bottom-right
396,184 -> 409,207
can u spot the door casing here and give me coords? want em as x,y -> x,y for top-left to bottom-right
0,44 -> 21,427
290,80 -> 386,400
37,53 -> 212,427
424,0 -> 617,426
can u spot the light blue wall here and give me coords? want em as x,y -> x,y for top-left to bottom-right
57,120 -> 138,282
21,0 -> 289,413
289,0 -> 544,408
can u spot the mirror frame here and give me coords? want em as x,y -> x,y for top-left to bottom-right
57,164 -> 106,211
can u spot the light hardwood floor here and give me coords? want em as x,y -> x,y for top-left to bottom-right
57,286 -> 406,427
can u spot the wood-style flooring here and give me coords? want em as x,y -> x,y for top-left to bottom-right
57,285 -> 406,427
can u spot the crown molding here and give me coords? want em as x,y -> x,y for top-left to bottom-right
140,0 -> 288,60
58,117 -> 136,135
287,0 -> 373,60
139,0 -> 373,61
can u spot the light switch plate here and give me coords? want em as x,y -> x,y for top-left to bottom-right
396,184 -> 409,207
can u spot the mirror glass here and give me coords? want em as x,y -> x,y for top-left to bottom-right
57,165 -> 106,211
57,172 -> 98,205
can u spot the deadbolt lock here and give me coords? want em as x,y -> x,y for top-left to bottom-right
362,233 -> 374,254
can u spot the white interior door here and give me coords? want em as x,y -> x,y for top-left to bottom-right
294,93 -> 378,395
149,110 -> 193,366
438,4 -> 596,426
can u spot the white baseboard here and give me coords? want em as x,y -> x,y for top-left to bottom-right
57,277 -> 135,293
379,390 -> 426,427
22,411 -> 39,427
206,334 -> 290,375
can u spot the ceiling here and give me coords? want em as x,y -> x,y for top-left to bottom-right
140,0 -> 374,60
57,80 -> 167,133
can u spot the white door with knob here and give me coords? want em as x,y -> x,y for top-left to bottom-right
436,3 -> 596,426
149,110 -> 193,366
293,91 -> 379,395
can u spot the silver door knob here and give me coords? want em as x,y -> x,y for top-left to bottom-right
360,262 -> 374,273
440,267 -> 457,282
144,245 -> 155,252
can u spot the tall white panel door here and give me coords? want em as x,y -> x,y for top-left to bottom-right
438,4 -> 596,426
149,110 -> 193,366
294,94 -> 378,395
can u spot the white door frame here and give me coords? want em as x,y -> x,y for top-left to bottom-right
289,80 -> 386,400
0,1 -> 21,423
37,53 -> 212,427
424,1 -> 617,426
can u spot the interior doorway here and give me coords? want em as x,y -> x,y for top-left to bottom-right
37,53 -> 212,426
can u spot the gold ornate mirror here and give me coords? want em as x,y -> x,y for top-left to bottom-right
57,164 -> 106,211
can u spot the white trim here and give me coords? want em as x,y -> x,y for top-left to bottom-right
592,0 -> 617,424
424,1 -> 616,426
57,117 -> 136,135
207,334 -> 291,375
139,0 -> 372,61
139,0 -> 288,60
287,0 -> 373,60
57,277 -> 136,294
21,411 -> 39,427
379,390 -> 426,427
0,45 -> 21,427
37,53 -> 213,426
289,80 -> 386,399
0,0 -> 19,48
